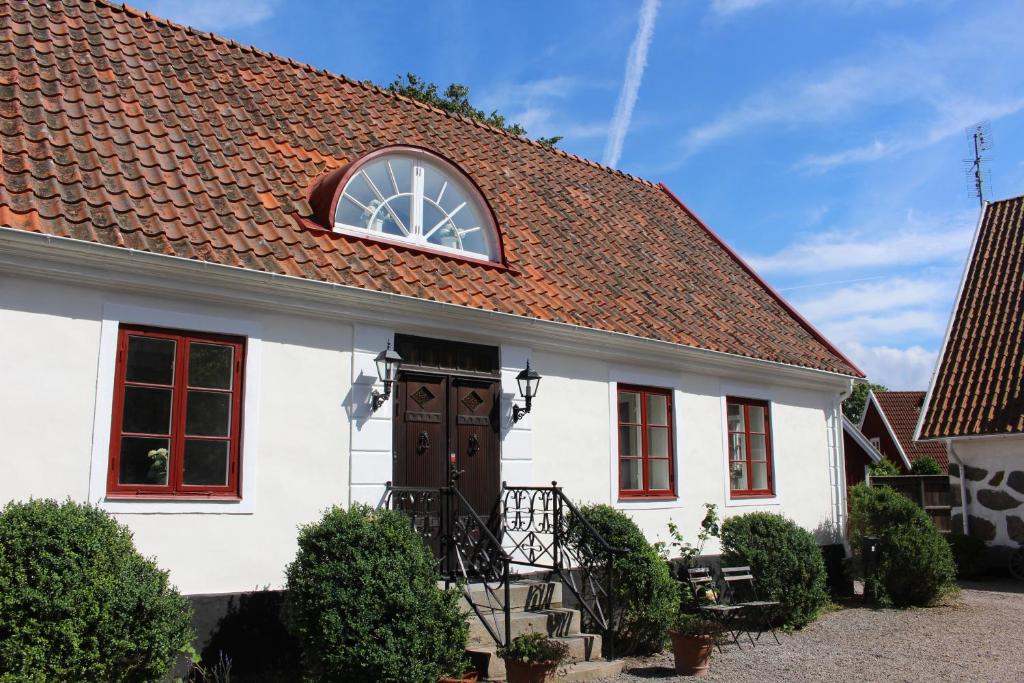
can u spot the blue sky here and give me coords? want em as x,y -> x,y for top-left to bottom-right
137,0 -> 1024,389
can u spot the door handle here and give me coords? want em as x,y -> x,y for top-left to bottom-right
468,433 -> 480,457
417,431 -> 429,454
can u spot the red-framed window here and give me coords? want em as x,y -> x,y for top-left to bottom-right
107,325 -> 245,498
727,397 -> 774,497
617,385 -> 675,498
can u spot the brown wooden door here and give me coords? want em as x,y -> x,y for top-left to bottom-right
394,373 -> 500,517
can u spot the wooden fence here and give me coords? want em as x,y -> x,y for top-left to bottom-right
868,474 -> 952,533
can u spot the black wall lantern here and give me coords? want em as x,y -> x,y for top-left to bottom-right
512,361 -> 541,423
370,342 -> 403,412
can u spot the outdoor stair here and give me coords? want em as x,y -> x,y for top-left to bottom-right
462,579 -> 624,682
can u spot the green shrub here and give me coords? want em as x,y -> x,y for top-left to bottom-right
0,499 -> 193,683
670,612 -> 720,637
565,504 -> 678,655
947,533 -> 987,578
720,512 -> 829,629
869,457 -> 902,476
284,505 -> 467,683
910,456 -> 943,475
848,484 -> 957,607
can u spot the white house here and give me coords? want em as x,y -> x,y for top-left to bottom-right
0,0 -> 863,607
916,194 -> 1024,565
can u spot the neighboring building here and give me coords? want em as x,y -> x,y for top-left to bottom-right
0,0 -> 862,615
860,390 -> 947,472
842,415 -> 884,493
917,195 -> 1024,556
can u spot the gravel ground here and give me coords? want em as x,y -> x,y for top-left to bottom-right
597,580 -> 1024,683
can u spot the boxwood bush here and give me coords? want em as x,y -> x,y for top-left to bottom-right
0,499 -> 194,683
720,512 -> 829,629
284,505 -> 467,683
565,504 -> 678,655
848,484 -> 957,607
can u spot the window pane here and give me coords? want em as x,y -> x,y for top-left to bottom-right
122,386 -> 172,435
750,434 -> 768,462
647,394 -> 668,425
125,336 -> 175,385
619,458 -> 642,490
752,462 -> 769,491
183,440 -> 229,486
648,426 -> 670,457
729,461 -> 748,492
649,459 -> 670,491
188,343 -> 233,389
727,402 -> 744,433
729,432 -> 746,462
618,426 -> 641,457
118,437 -> 170,486
748,405 -> 766,433
186,391 -> 231,437
618,391 -> 641,423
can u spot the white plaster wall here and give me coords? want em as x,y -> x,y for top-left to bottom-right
0,274 -> 352,595
531,349 -> 842,554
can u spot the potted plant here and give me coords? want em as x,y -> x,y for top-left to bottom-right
438,653 -> 478,683
496,632 -> 569,683
668,612 -> 719,676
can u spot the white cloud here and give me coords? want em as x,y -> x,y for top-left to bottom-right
143,0 -> 277,31
819,310 -> 947,345
602,0 -> 660,168
711,0 -> 773,15
841,341 -> 938,389
480,78 -> 610,142
745,209 -> 975,275
791,277 -> 950,320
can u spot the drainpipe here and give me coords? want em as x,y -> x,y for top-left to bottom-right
947,439 -> 969,535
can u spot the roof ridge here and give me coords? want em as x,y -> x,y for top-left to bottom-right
102,1 -> 655,188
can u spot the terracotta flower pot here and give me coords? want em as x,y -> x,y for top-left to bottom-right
439,670 -> 479,683
503,659 -> 559,683
669,630 -> 715,676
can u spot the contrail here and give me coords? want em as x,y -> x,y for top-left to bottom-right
602,0 -> 660,168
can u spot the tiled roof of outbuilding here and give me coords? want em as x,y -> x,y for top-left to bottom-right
873,391 -> 948,470
0,0 -> 861,377
918,196 -> 1024,439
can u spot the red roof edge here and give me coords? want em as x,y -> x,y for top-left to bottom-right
657,182 -> 865,378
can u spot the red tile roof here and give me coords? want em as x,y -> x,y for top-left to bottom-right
873,391 -> 948,470
918,196 -> 1024,438
0,0 -> 861,377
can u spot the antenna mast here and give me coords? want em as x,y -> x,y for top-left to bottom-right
965,123 -> 991,207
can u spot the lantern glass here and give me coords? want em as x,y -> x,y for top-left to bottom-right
374,344 -> 402,384
516,364 -> 541,399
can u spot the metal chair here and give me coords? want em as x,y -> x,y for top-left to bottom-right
686,566 -> 748,650
720,565 -> 781,645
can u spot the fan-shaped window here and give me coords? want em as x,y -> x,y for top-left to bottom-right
332,150 -> 500,261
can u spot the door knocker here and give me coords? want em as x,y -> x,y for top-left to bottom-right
467,433 -> 480,457
417,431 -> 430,454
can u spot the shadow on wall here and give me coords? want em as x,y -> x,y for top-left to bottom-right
197,589 -> 301,682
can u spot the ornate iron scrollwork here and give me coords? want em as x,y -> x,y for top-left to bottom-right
417,431 -> 429,454
467,433 -> 480,457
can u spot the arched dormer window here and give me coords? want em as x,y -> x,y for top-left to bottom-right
326,147 -> 501,262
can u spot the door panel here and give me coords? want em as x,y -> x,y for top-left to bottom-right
452,378 -> 500,516
395,374 -> 448,490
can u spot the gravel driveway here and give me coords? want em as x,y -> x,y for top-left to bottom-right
596,580 -> 1024,682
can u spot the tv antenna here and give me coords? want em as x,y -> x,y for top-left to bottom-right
963,123 -> 991,207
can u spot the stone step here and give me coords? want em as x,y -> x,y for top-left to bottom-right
467,633 -> 603,681
554,659 -> 625,682
458,580 -> 562,612
468,608 -> 583,645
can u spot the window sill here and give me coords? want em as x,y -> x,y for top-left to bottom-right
725,492 -> 780,508
98,495 -> 252,515
105,494 -> 242,502
618,494 -> 678,502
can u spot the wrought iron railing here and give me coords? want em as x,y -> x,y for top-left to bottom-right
379,479 -> 623,658
378,481 -> 512,647
497,482 -> 625,658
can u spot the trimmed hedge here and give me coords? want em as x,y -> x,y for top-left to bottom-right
720,512 -> 829,629
566,504 -> 678,655
284,505 -> 467,683
0,499 -> 193,683
848,484 -> 957,607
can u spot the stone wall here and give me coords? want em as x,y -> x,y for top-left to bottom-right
949,444 -> 1024,557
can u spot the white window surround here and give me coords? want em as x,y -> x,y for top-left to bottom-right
89,303 -> 262,514
333,151 -> 499,262
719,381 -> 782,508
608,366 -> 685,511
